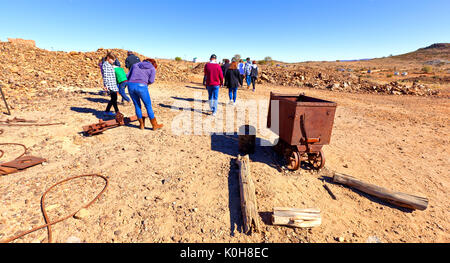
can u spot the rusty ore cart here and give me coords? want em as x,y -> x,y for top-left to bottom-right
267,92 -> 337,171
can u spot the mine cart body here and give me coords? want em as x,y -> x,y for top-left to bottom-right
267,92 -> 337,170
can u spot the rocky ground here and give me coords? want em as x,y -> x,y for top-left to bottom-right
0,81 -> 448,243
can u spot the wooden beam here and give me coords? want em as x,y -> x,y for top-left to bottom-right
272,207 -> 322,228
333,172 -> 428,211
236,155 -> 260,234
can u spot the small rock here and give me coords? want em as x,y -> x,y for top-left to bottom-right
114,230 -> 121,236
66,236 -> 81,243
74,208 -> 89,219
367,236 -> 382,243
162,178 -> 170,184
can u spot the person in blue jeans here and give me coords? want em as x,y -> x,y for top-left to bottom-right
225,61 -> 243,105
118,82 -> 131,104
203,54 -> 224,116
114,65 -> 131,104
244,58 -> 253,88
126,59 -> 163,130
207,85 -> 220,115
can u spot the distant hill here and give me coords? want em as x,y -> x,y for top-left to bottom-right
388,43 -> 450,62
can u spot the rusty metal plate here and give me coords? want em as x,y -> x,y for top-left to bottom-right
1,156 -> 47,170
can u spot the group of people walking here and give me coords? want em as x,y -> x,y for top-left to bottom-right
99,51 -> 163,130
99,51 -> 260,126
204,55 -> 259,116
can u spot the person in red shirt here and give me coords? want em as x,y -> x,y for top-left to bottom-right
203,54 -> 223,116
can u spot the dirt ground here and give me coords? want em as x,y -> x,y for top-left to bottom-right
0,81 -> 448,243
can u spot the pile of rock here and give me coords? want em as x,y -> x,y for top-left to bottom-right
257,64 -> 440,96
0,41 -> 200,107
7,38 -> 36,47
325,80 -> 439,96
364,81 -> 440,96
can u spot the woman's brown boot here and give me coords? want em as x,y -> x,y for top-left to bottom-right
150,118 -> 163,130
138,118 -> 145,130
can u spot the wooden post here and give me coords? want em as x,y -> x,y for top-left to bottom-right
236,155 -> 260,234
0,84 -> 11,115
272,207 -> 322,228
333,172 -> 428,211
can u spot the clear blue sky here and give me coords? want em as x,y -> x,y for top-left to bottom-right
0,0 -> 449,62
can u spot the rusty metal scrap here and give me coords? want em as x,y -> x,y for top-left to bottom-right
0,143 -> 46,176
82,112 -> 148,136
1,156 -> 46,170
0,117 -> 65,126
0,174 -> 109,243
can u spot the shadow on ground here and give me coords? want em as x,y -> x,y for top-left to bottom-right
171,96 -> 227,107
158,103 -> 210,116
185,85 -> 206,91
70,106 -> 115,120
210,134 -> 283,171
228,158 -> 243,236
85,97 -> 110,104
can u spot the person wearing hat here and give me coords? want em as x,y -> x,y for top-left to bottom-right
125,51 -> 141,70
203,54 -> 223,116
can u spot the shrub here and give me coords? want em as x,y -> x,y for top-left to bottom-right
175,57 -> 182,62
422,66 -> 433,73
387,74 -> 393,78
264,56 -> 272,62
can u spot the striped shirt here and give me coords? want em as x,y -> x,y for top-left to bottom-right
102,61 -> 118,92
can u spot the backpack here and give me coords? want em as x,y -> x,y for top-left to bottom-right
251,66 -> 258,78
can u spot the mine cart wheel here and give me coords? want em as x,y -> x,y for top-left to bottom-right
309,150 -> 325,170
286,151 -> 300,171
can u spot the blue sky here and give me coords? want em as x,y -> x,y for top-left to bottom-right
0,0 -> 449,62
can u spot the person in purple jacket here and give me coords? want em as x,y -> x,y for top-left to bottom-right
127,58 -> 163,130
